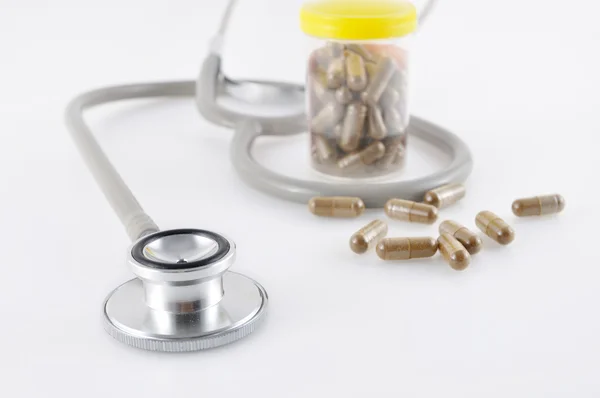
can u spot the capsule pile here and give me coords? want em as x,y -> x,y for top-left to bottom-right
308,184 -> 566,272
308,42 -> 408,177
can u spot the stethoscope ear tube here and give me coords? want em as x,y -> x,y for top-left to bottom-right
230,117 -> 473,208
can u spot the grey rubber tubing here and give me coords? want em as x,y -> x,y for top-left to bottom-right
231,118 -> 472,208
65,82 -> 195,241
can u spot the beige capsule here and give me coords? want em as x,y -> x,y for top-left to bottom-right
512,194 -> 565,217
362,57 -> 398,105
423,183 -> 466,209
475,211 -> 515,245
385,199 -> 438,224
438,233 -> 471,271
312,74 -> 334,104
376,142 -> 405,170
326,41 -> 345,58
383,107 -> 407,134
326,58 -> 346,89
345,52 -> 368,92
311,102 -> 344,134
335,86 -> 353,105
368,105 -> 388,140
339,102 -> 367,152
346,44 -> 377,63
338,141 -> 386,169
365,62 -> 377,82
439,220 -> 482,255
308,197 -> 365,218
380,88 -> 401,108
313,135 -> 336,163
350,219 -> 388,254
376,237 -> 438,260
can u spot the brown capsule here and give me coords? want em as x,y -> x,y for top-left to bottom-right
475,211 -> 515,245
368,105 -> 388,140
339,102 -> 367,152
326,58 -> 346,89
423,183 -> 466,209
439,220 -> 482,255
362,57 -> 397,105
385,199 -> 438,224
313,135 -> 336,163
308,196 -> 365,218
335,86 -> 353,105
346,44 -> 377,63
345,52 -> 368,92
338,141 -> 385,169
438,233 -> 471,271
350,220 -> 388,254
311,102 -> 344,134
512,194 -> 565,217
376,237 -> 438,260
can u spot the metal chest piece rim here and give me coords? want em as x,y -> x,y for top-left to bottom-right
103,229 -> 268,352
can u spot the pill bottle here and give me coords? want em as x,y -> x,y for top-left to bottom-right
300,0 -> 417,178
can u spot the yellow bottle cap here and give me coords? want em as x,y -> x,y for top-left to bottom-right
300,0 -> 417,40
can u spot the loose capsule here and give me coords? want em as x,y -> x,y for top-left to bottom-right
311,102 -> 344,134
338,141 -> 386,169
308,197 -> 365,218
423,183 -> 466,209
438,233 -> 471,271
384,199 -> 438,224
475,211 -> 515,245
350,220 -> 388,254
512,194 -> 565,217
368,105 -> 388,140
326,58 -> 345,89
333,123 -> 343,139
335,86 -> 353,105
313,135 -> 336,163
345,52 -> 368,92
339,102 -> 367,152
376,237 -> 438,260
439,220 -> 482,255
346,44 -> 377,63
362,57 -> 397,105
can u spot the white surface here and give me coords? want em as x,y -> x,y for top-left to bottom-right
1,0 -> 599,396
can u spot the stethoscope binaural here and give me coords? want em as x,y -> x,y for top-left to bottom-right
66,0 -> 472,352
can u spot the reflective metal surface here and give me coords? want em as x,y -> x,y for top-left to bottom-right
103,229 -> 268,352
143,233 -> 219,264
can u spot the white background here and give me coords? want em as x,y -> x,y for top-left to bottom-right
1,0 -> 599,396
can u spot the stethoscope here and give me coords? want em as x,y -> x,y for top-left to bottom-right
66,0 -> 472,352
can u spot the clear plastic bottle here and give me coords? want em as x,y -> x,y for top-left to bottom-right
300,0 -> 417,178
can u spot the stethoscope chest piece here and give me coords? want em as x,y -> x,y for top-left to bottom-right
103,229 -> 268,352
